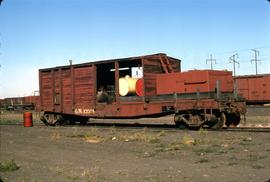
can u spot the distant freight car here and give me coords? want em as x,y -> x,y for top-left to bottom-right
0,96 -> 40,110
234,74 -> 270,104
39,53 -> 246,128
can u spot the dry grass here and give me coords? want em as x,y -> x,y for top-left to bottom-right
50,131 -> 61,140
68,132 -> 105,144
195,158 -> 209,163
84,134 -> 104,144
52,166 -> 104,182
110,129 -> 162,144
0,110 -> 40,125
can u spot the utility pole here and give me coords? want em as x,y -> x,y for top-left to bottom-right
251,49 -> 260,75
229,53 -> 239,76
206,54 -> 216,70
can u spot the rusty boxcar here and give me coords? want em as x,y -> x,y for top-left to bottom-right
234,74 -> 270,104
39,53 -> 246,128
0,96 -> 39,110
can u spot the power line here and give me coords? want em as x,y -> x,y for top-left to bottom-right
206,54 -> 216,70
251,49 -> 260,75
229,53 -> 239,76
208,45 -> 270,56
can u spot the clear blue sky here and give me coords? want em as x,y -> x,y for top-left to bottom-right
0,0 -> 270,98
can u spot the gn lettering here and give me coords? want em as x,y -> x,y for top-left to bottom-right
74,108 -> 95,114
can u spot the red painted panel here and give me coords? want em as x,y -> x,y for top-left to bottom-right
40,71 -> 53,111
62,69 -> 73,113
74,66 -> 94,108
235,74 -> 270,102
156,70 -> 233,95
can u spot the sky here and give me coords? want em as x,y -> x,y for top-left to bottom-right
0,0 -> 270,98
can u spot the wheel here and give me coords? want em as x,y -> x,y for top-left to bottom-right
225,113 -> 233,127
232,112 -> 241,126
186,114 -> 204,129
174,114 -> 189,129
225,112 -> 241,127
209,113 -> 225,129
40,114 -> 64,126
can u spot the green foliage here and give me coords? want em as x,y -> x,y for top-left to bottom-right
0,160 -> 20,172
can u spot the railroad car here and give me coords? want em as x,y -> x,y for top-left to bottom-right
0,96 -> 40,110
39,53 -> 246,128
234,74 -> 270,104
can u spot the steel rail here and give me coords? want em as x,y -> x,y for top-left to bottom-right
2,122 -> 270,133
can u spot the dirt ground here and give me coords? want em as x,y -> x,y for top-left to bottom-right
0,107 -> 270,182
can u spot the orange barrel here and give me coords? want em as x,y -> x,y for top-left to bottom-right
135,78 -> 144,96
23,112 -> 33,127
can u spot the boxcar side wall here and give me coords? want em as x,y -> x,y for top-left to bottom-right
39,65 -> 95,115
39,54 -> 182,117
235,74 -> 270,103
73,65 -> 95,113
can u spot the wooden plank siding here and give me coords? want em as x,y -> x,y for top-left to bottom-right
40,71 -> 53,111
39,65 -> 95,114
73,66 -> 94,109
143,55 -> 181,97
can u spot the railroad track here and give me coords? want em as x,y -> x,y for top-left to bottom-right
2,122 -> 270,133
86,123 -> 270,133
214,127 -> 270,133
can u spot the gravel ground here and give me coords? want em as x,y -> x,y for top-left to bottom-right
0,107 -> 270,182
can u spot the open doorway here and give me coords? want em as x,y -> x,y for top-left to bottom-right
118,59 -> 143,97
96,63 -> 115,103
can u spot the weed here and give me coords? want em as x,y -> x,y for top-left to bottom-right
0,119 -> 19,125
239,142 -> 252,146
143,151 -> 156,158
242,137 -> 252,142
196,158 -> 209,163
149,138 -> 161,144
68,133 -> 104,143
252,164 -> 265,169
84,134 -> 104,144
109,126 -> 117,135
50,131 -> 61,140
54,166 -> 67,175
227,161 -> 238,166
68,134 -> 85,138
226,156 -> 239,166
53,166 -> 104,182
117,131 -> 161,144
182,133 -> 195,146
246,154 -> 267,162
194,146 -> 217,154
229,156 -> 238,160
0,160 -> 20,172
215,149 -> 228,155
167,142 -> 182,151
89,127 -> 99,133
67,174 -> 80,181
197,128 -> 208,137
144,171 -> 162,182
155,143 -> 168,152
157,131 -> 166,137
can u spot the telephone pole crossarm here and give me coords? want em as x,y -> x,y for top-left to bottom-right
206,54 -> 216,70
251,49 -> 260,75
229,53 -> 239,76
